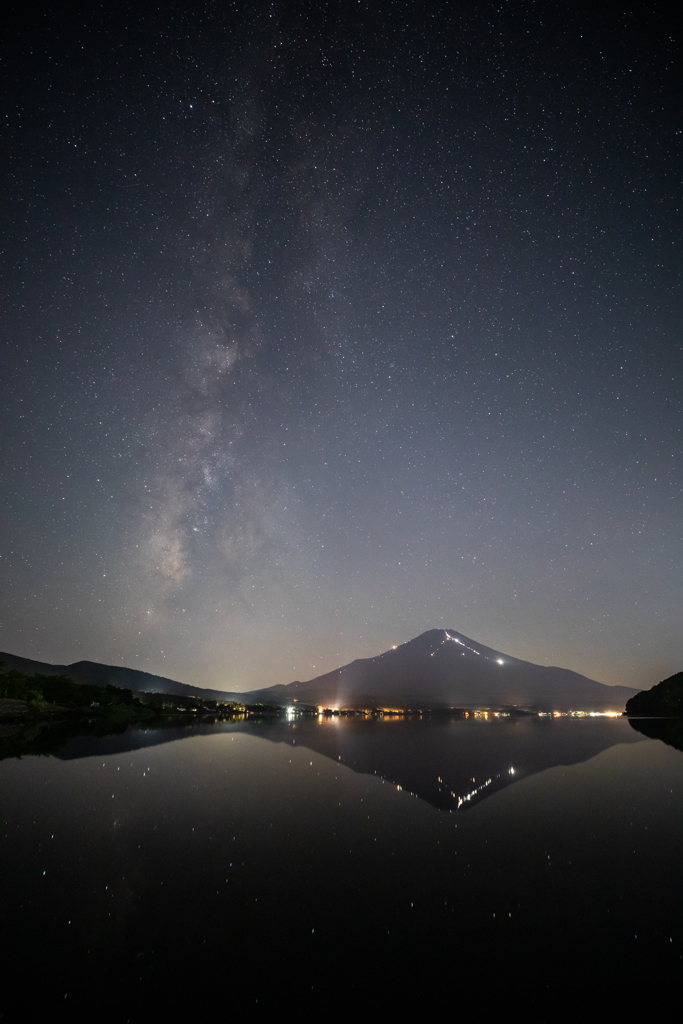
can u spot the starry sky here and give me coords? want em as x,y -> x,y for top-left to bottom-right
2,1 -> 680,692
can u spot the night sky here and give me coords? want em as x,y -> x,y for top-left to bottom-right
3,2 -> 680,692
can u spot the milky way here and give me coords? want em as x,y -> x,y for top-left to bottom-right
2,2 -> 680,690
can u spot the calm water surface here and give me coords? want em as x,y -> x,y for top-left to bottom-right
1,715 -> 680,1020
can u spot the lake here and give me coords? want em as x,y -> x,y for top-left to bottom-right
1,714 -> 680,1020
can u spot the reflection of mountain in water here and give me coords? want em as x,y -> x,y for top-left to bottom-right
241,716 -> 646,811
628,716 -> 683,753
0,716 -> 232,762
1,714 -> 647,813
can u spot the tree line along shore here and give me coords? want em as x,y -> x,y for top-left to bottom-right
0,668 -> 303,724
2,665 -> 681,725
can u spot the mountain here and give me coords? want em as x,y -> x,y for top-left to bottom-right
248,629 -> 638,712
625,671 -> 683,717
2,629 -> 639,711
0,651 -> 244,703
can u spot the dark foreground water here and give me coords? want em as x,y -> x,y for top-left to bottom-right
1,714 -> 681,1021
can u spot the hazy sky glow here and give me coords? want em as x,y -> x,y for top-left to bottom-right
3,2 -> 680,691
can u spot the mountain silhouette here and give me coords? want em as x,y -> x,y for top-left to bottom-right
0,651 -> 244,702
2,628 -> 637,711
625,671 -> 683,717
248,629 -> 637,711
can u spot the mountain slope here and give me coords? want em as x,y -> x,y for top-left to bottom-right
2,629 -> 639,711
249,629 -> 637,711
625,671 -> 683,716
0,651 -> 243,703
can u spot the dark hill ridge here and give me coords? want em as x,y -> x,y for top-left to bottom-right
2,629 -> 638,711
625,671 -> 683,717
0,651 -> 244,703
249,630 -> 637,711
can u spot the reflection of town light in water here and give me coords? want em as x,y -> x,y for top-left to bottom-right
456,776 -> 493,809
